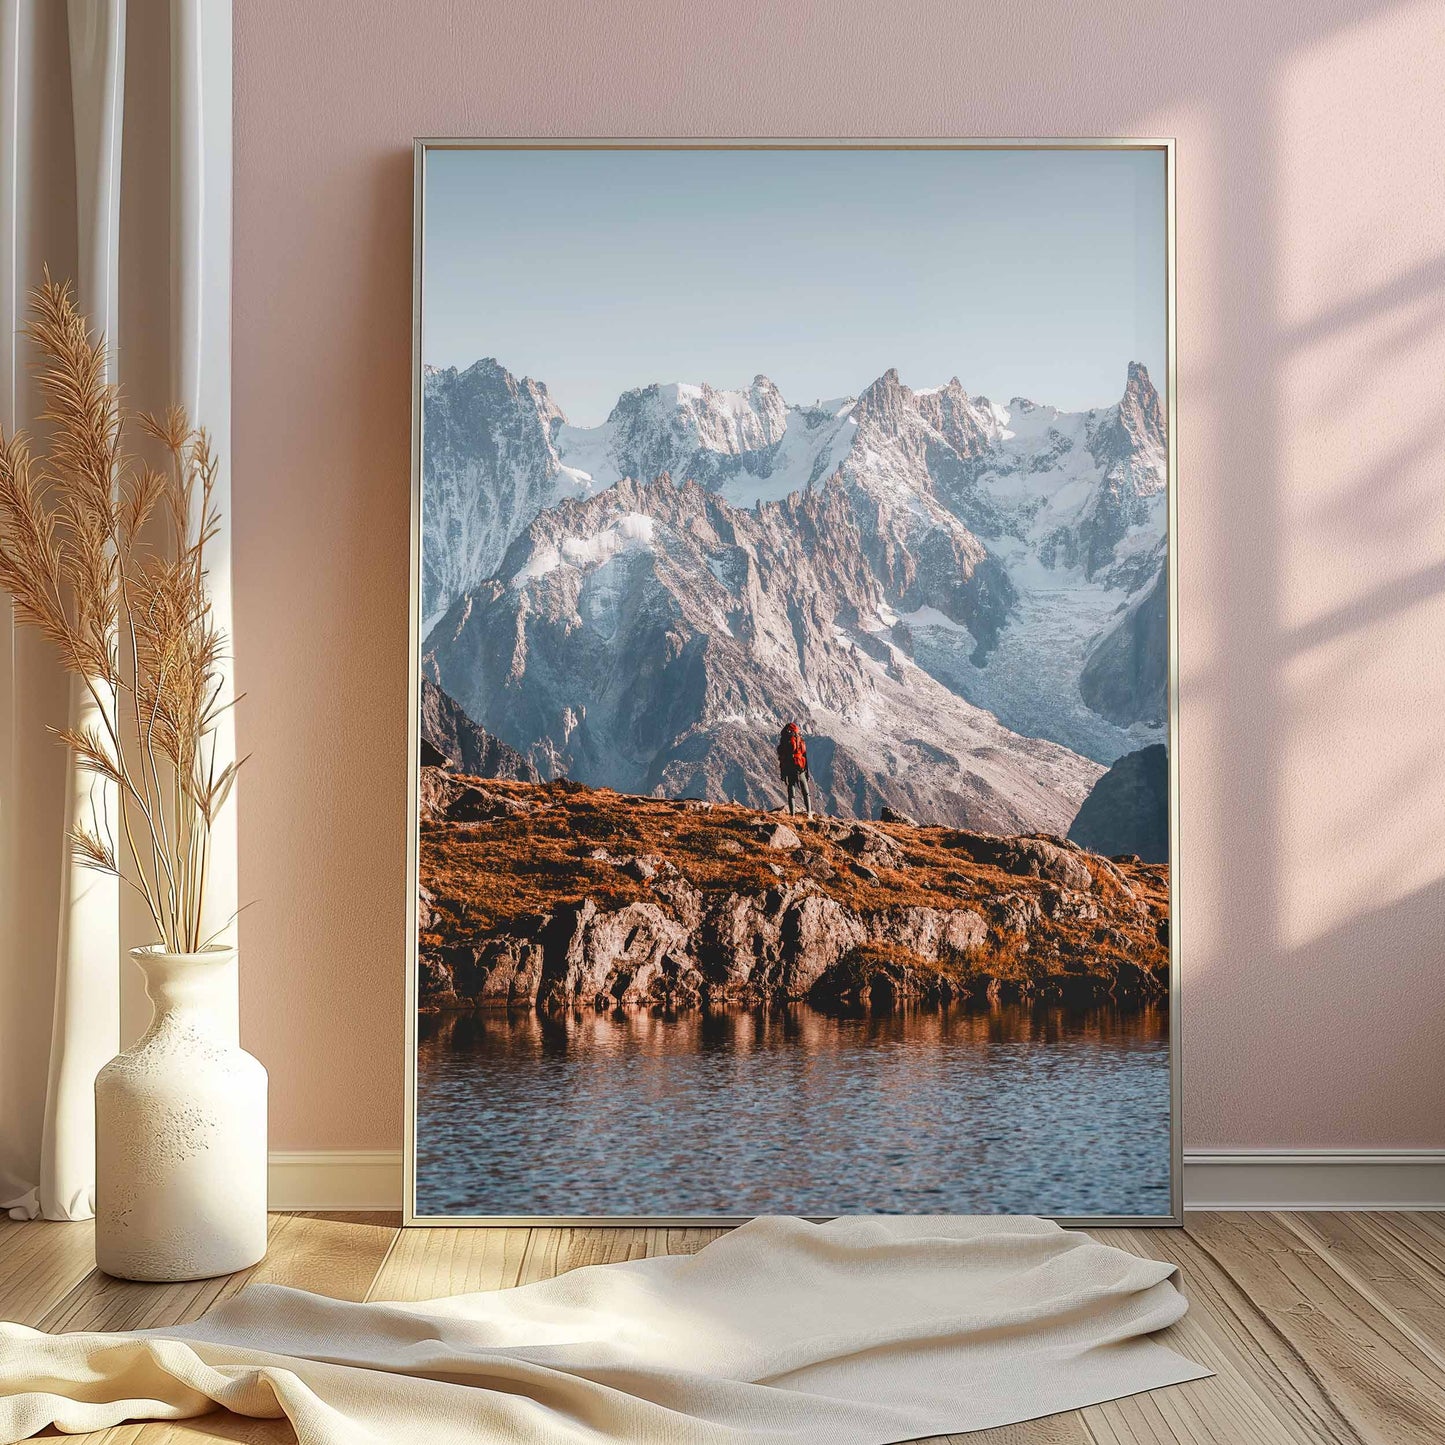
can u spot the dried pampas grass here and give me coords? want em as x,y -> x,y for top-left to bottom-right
0,270 -> 243,953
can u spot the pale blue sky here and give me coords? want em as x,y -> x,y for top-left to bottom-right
423,147 -> 1167,427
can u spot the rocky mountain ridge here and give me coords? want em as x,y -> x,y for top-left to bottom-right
1068,744 -> 1169,863
424,472 -> 1104,834
420,675 -> 539,781
418,774 -> 1169,1014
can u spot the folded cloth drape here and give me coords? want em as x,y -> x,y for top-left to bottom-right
0,1215 -> 1209,1444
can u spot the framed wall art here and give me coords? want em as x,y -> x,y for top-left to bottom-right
405,139 -> 1179,1225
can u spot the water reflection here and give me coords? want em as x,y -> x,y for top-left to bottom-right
416,1002 -> 1170,1218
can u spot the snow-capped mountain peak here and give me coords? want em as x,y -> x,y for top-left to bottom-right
601,372 -> 787,462
420,358 -> 592,629
421,356 -> 1169,769
1111,361 -> 1167,462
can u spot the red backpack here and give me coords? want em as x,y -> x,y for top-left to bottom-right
785,725 -> 807,772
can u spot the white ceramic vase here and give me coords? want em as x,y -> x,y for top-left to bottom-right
94,947 -> 268,1281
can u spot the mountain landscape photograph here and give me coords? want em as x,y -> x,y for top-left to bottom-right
412,144 -> 1174,1220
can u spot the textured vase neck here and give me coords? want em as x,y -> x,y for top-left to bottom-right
131,947 -> 238,1045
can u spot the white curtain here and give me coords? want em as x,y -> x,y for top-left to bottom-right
0,0 -> 234,1222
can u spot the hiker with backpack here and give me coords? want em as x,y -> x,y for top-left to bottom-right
777,721 -> 812,819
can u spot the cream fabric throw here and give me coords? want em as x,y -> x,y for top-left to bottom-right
0,1215 -> 1209,1444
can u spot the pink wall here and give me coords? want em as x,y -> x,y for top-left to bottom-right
232,0 -> 1445,1151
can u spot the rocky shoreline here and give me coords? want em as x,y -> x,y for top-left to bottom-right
418,772 -> 1169,1015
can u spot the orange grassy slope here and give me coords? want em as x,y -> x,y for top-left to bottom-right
419,772 -> 1168,1013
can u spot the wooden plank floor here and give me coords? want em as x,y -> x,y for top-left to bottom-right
4,1213 -> 1445,1443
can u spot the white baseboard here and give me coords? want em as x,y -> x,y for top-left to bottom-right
1183,1149 -> 1445,1211
269,1152 -> 404,1212
267,1148 -> 1445,1215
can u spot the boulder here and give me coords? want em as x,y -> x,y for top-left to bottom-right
651,877 -> 705,931
781,893 -> 866,995
446,784 -> 533,824
643,953 -> 705,1011
807,941 -> 978,1012
418,765 -> 458,823
701,889 -> 793,991
419,933 -> 541,1009
993,892 -> 1043,933
968,835 -> 1093,891
475,936 -> 545,1006
758,822 -> 802,850
837,823 -> 906,871
870,906 -> 987,960
419,766 -> 534,825
417,951 -> 457,1008
1040,888 -> 1099,923
538,899 -> 695,1010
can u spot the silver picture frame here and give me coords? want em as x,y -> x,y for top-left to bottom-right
404,137 -> 1181,1229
